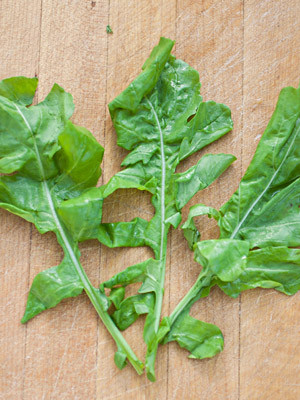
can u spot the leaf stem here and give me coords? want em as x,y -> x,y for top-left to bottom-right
145,96 -> 168,379
54,214 -> 144,374
169,270 -> 213,326
70,257 -> 144,375
153,229 -> 168,333
145,96 -> 168,335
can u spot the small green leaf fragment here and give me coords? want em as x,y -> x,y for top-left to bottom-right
112,293 -> 154,330
109,287 -> 125,309
182,204 -> 220,249
102,258 -> 159,289
114,347 -> 127,370
106,25 -> 113,34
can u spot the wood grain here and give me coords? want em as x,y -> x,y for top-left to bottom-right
0,1 -> 300,399
0,1 -> 41,399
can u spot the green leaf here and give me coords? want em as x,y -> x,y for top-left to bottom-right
194,239 -> 250,282
95,218 -> 149,248
109,37 -> 175,117
21,255 -> 84,323
101,258 -> 160,289
56,121 -> 104,191
0,83 -> 73,177
100,164 -> 157,196
114,347 -> 127,370
175,153 -> 236,210
121,143 -> 158,166
178,101 -> 234,161
102,258 -> 160,333
105,37 -> 234,380
0,76 -> 38,105
218,246 -> 300,297
237,177 -> 300,248
112,293 -> 155,331
0,77 -> 143,375
164,84 -> 300,364
159,270 -> 222,360
109,287 -> 125,309
220,86 -> 300,241
163,312 -> 224,360
182,204 -> 220,249
58,188 -> 104,241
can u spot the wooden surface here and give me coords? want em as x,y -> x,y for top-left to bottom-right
0,1 -> 300,399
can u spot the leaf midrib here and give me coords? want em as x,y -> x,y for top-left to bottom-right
13,104 -> 94,290
230,123 -> 300,239
145,97 -> 166,260
145,96 -> 167,334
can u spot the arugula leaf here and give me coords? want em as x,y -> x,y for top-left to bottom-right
0,77 -> 143,374
0,76 -> 38,106
195,239 -> 250,282
216,246 -> 300,297
163,84 -> 300,358
77,37 -> 235,380
163,311 -> 224,360
220,86 -> 300,242
112,293 -> 155,331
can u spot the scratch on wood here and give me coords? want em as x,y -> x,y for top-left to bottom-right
50,300 -> 79,398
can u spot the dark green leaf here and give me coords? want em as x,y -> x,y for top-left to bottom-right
237,177 -> 300,248
109,287 -> 125,309
106,37 -> 234,380
0,77 -> 143,374
220,86 -> 300,241
164,84 -> 300,365
101,258 -> 160,289
112,293 -> 154,331
95,218 -> 149,248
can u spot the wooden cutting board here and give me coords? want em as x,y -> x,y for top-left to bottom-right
1,1 -> 299,399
